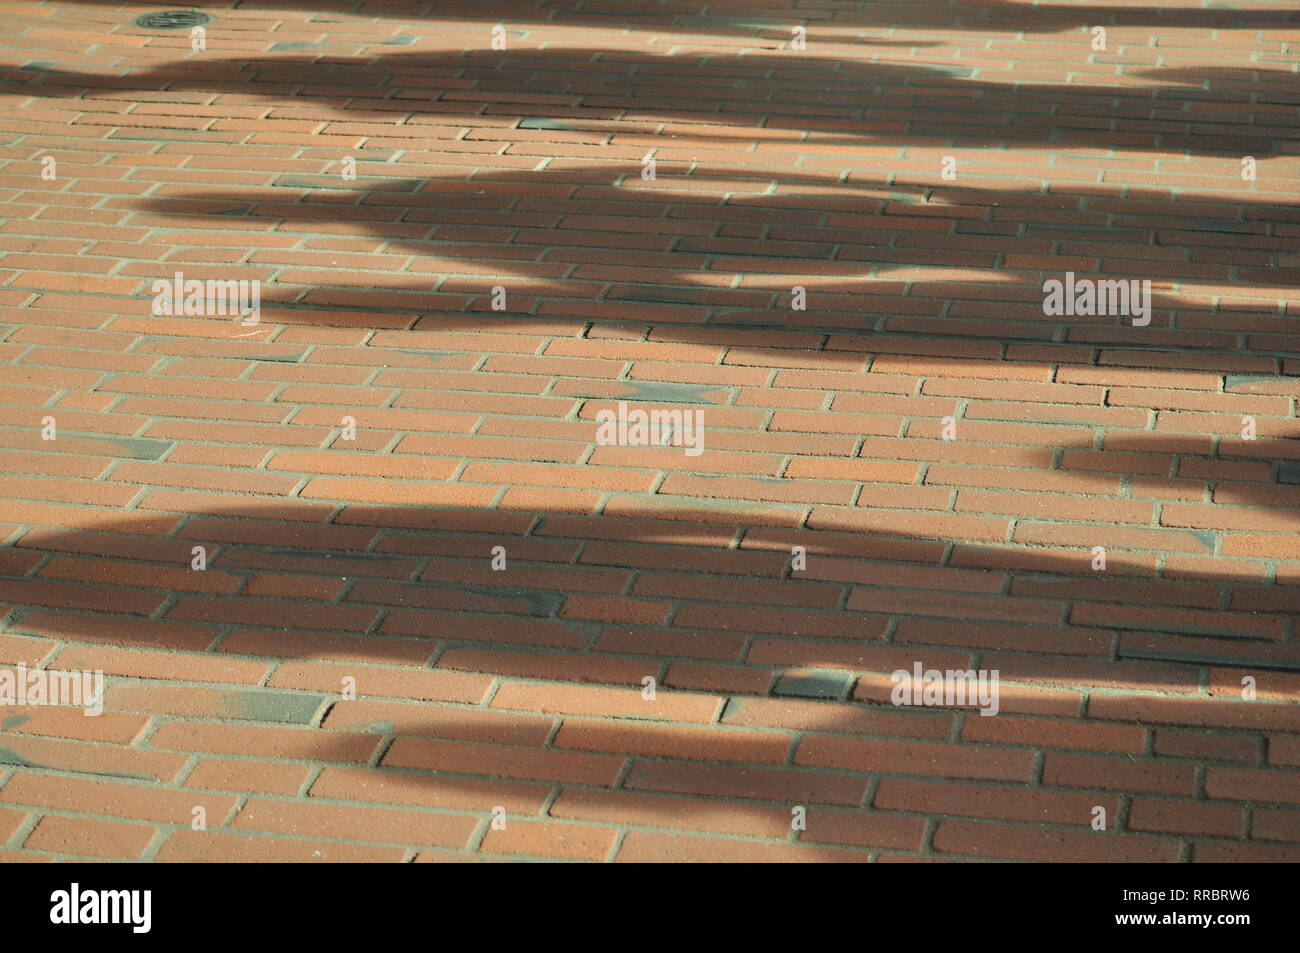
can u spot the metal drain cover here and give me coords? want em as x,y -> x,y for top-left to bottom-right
133,10 -> 212,29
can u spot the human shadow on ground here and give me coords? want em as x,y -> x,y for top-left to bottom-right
108,166 -> 1300,366
39,0 -> 1300,38
8,41 -> 1298,368
10,49 -> 1299,158
0,431 -> 1297,858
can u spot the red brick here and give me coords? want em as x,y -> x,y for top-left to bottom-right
933,819 -> 1179,862
23,815 -> 156,860
156,830 -> 405,863
796,737 -> 1034,782
1128,798 -> 1244,838
489,682 -> 721,723
1205,768 -> 1300,805
0,773 -> 237,826
383,737 -> 624,787
616,831 -> 868,863
480,820 -> 616,862
310,766 -> 550,815
231,797 -> 478,849
1043,754 -> 1197,796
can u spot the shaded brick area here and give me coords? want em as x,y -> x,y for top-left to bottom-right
0,0 -> 1297,861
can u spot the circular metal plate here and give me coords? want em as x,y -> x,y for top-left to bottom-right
133,11 -> 212,30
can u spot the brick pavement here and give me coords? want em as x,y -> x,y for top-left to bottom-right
0,0 -> 1298,862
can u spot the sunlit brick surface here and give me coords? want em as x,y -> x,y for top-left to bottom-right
0,0 -> 1298,862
